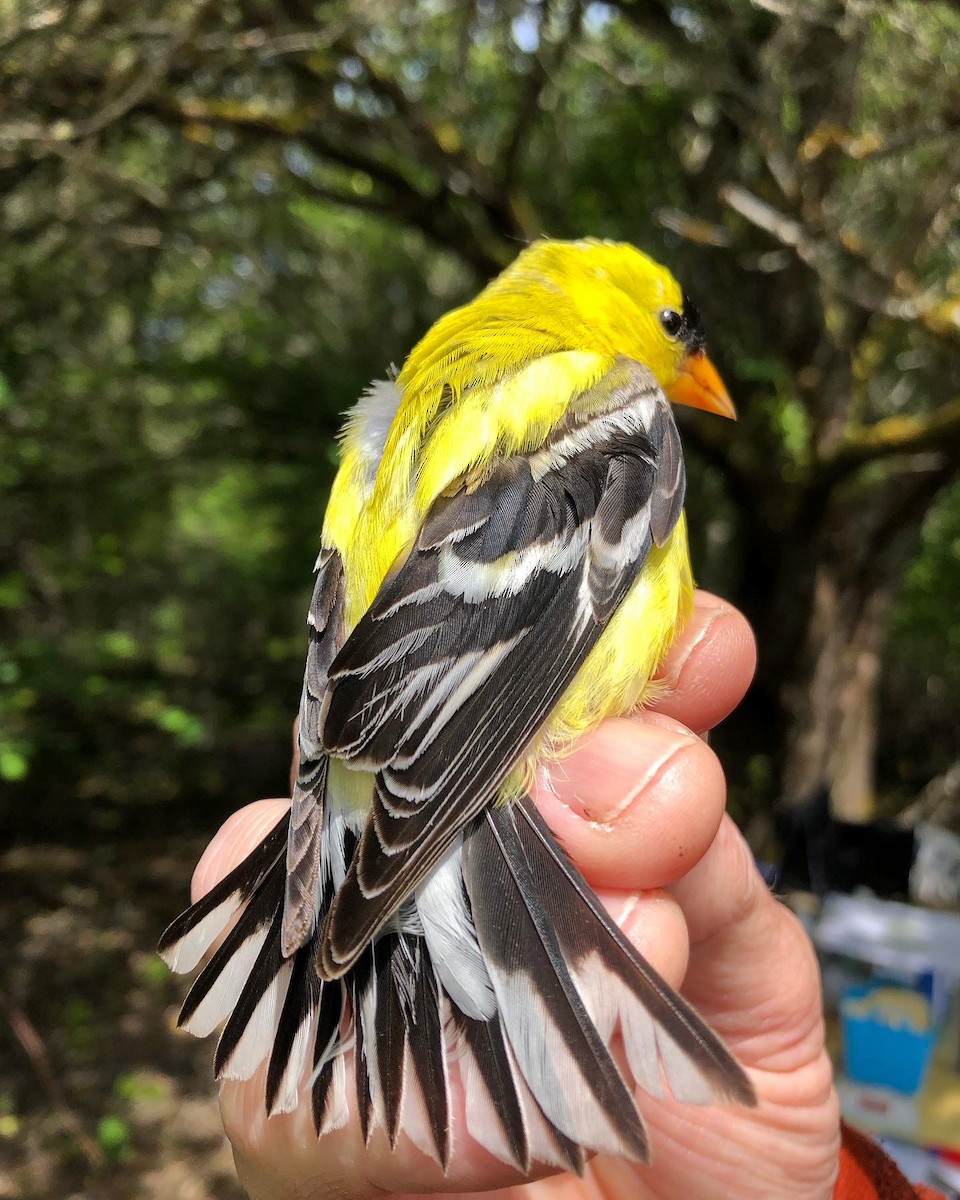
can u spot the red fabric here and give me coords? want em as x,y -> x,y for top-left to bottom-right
836,1121 -> 945,1199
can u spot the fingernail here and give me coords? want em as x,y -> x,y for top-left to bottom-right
604,892 -> 643,929
541,717 -> 697,825
657,598 -> 728,690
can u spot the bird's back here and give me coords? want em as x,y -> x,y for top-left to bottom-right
326,356 -> 694,764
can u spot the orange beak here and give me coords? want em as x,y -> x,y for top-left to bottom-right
667,350 -> 737,419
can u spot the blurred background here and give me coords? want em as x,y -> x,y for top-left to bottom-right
2,0 -> 959,1195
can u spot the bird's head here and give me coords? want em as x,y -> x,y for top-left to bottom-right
495,239 -> 736,420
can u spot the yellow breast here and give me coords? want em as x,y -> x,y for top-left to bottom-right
545,512 -> 693,747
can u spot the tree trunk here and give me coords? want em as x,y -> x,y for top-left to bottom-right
780,563 -> 894,820
764,465 -> 953,821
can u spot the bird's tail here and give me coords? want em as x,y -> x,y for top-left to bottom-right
158,813 -> 348,1129
159,795 -> 754,1172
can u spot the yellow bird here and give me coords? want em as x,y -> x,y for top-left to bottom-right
160,237 -> 753,1172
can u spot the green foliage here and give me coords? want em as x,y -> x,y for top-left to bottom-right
0,159 -> 474,834
96,1115 -> 132,1163
884,480 -> 960,792
114,1071 -> 170,1103
2,0 -> 959,835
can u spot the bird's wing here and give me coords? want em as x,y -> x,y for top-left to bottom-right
281,547 -> 346,956
319,359 -> 686,976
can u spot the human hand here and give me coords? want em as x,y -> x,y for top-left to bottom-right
190,590 -> 839,1200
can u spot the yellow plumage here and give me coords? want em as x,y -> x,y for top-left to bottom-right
326,238 -> 701,774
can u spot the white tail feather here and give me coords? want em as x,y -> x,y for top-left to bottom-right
160,894 -> 241,973
573,948 -> 714,1103
269,1011 -> 317,1115
320,1051 -> 349,1134
400,1048 -> 445,1164
219,961 -> 294,1081
417,847 -> 496,1021
489,969 -> 626,1157
457,1037 -> 525,1168
181,928 -> 268,1038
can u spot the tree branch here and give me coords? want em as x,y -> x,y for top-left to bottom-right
149,95 -> 428,204
140,95 -> 509,275
72,3 -> 213,142
42,140 -> 170,210
798,114 -> 960,166
603,0 -> 765,115
349,47 -> 486,192
819,397 -> 960,479
297,178 -> 394,215
603,0 -> 693,59
498,0 -> 584,193
4,1000 -> 103,1169
719,183 -> 957,329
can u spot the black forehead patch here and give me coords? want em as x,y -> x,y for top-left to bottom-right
681,293 -> 706,354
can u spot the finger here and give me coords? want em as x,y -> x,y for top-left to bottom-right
670,816 -> 830,1075
531,712 -> 727,891
599,887 -> 691,991
660,817 -> 840,1196
191,798 -> 290,904
650,590 -> 757,733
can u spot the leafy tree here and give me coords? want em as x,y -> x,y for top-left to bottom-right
2,0 -> 958,835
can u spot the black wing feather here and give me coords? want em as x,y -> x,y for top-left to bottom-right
282,548 -> 346,957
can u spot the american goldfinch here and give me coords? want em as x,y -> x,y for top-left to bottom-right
159,237 -> 754,1172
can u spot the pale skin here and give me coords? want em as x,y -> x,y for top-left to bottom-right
190,591 -> 841,1200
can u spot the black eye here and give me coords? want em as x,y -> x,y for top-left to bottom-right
659,308 -> 684,337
